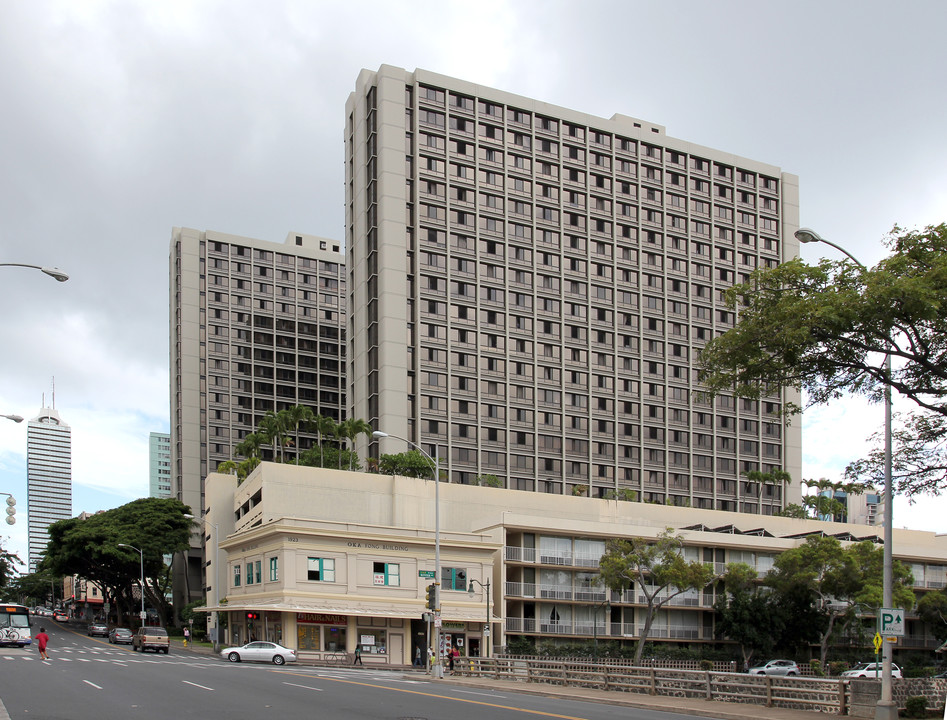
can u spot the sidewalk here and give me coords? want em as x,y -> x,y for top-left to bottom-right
170,640 -> 827,720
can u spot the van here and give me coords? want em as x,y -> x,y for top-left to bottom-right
132,626 -> 170,654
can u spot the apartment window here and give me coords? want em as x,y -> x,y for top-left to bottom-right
441,567 -> 468,591
233,564 -> 241,587
307,557 -> 336,582
373,562 -> 400,586
269,557 -> 279,582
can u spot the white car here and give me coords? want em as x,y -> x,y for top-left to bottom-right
840,662 -> 902,679
748,659 -> 799,676
221,641 -> 297,665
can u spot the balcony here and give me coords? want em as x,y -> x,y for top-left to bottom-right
505,546 -> 536,563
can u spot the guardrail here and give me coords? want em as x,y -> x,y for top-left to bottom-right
456,658 -> 848,714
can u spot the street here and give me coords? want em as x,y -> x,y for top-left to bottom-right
0,622 -> 717,720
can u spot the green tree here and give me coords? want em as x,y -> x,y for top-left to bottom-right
42,498 -> 193,627
698,223 -> 947,495
0,541 -> 22,590
378,450 -> 438,479
766,536 -> 915,667
476,474 -> 503,488
309,415 -> 338,468
258,410 -> 292,462
336,418 -> 372,471
598,529 -> 717,665
280,405 -> 315,461
713,563 -> 783,668
2,569 -> 56,605
917,590 -> 947,642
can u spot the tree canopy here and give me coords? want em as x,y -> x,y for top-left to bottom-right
698,223 -> 947,495
41,497 -> 192,626
599,529 -> 717,665
766,535 -> 915,667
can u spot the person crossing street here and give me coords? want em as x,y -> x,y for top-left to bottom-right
36,627 -> 50,661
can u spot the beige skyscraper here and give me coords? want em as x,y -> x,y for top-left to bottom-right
169,228 -> 346,606
346,66 -> 801,513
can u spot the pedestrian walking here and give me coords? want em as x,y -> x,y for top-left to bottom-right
353,646 -> 363,665
183,627 -> 190,646
448,646 -> 456,673
414,646 -> 422,667
36,627 -> 50,661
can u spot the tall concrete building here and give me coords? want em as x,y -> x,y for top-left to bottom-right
170,228 -> 346,605
149,431 -> 172,498
346,66 -> 802,513
27,405 -> 72,571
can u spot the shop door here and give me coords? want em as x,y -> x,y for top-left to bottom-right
389,633 -> 404,665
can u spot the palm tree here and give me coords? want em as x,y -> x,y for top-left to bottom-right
309,415 -> 338,468
234,432 -> 263,461
279,405 -> 315,462
258,410 -> 293,462
337,418 -> 372,471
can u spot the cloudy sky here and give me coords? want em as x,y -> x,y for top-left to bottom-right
1,0 -> 945,568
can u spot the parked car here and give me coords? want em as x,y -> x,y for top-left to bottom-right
840,662 -> 902,679
221,641 -> 297,665
108,628 -> 133,645
132,626 -> 170,654
748,659 -> 800,676
53,611 -> 69,622
87,623 -> 109,637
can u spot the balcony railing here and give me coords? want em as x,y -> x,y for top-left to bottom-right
505,617 -> 704,640
505,546 -> 536,563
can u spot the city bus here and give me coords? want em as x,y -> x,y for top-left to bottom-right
0,604 -> 32,647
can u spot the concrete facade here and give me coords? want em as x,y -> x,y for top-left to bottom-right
202,463 -> 947,665
148,431 -> 171,498
26,406 -> 71,572
169,228 -> 346,607
346,65 -> 802,513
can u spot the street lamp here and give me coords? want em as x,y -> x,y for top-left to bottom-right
467,578 -> 491,658
118,544 -> 146,625
0,263 -> 69,282
1,414 -> 23,423
373,429 -> 443,678
185,513 -> 221,651
795,227 -> 896,720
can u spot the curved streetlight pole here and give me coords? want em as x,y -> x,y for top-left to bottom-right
0,263 -> 69,282
795,228 -> 896,720
467,578 -> 491,658
373,430 -> 443,678
118,544 -> 146,625
1,414 -> 24,423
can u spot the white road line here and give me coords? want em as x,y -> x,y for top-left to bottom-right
282,682 -> 323,692
78,658 -> 91,662
83,680 -> 103,690
182,680 -> 215,691
455,689 -> 507,698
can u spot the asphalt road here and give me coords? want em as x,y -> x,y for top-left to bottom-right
0,622 -> 717,720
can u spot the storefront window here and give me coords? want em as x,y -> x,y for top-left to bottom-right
323,626 -> 346,652
357,628 -> 387,654
298,624 -> 320,650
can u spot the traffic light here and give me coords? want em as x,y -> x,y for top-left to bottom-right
246,611 -> 259,621
425,583 -> 439,610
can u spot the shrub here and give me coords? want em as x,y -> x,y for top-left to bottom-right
699,659 -> 713,671
904,695 -> 927,718
809,659 -> 824,677
829,661 -> 848,676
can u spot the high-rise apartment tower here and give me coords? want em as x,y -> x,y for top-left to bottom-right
27,405 -> 72,571
149,431 -> 172,498
170,228 -> 346,606
346,66 -> 802,513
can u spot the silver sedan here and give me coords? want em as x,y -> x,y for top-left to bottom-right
221,641 -> 297,665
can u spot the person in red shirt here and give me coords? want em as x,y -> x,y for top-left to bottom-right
35,627 -> 49,660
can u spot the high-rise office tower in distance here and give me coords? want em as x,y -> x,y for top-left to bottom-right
170,228 -> 346,605
27,404 -> 72,571
149,431 -> 172,498
346,66 -> 802,513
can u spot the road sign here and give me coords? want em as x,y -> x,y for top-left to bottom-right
419,570 -> 436,578
873,632 -> 882,653
880,608 -> 905,637
434,616 -> 442,628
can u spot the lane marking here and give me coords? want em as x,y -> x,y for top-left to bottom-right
456,689 -> 508,698
273,671 -> 590,719
282,682 -> 323,692
182,680 -> 215,691
83,680 -> 102,690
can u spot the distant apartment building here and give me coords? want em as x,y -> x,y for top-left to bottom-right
346,66 -> 802,513
149,431 -> 172,498
27,405 -> 71,571
169,228 -> 347,607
